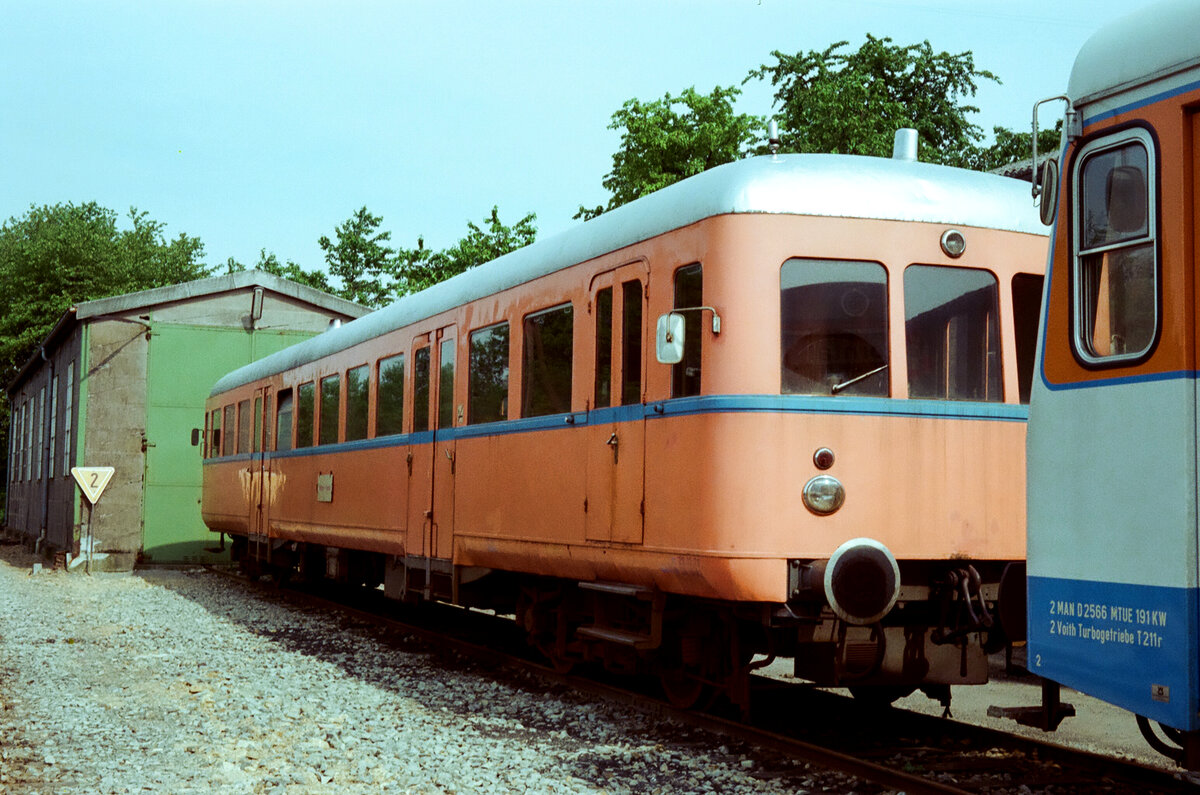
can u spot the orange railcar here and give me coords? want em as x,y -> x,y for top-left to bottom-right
203,143 -> 1046,708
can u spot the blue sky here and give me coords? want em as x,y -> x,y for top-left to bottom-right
1,0 -> 1158,281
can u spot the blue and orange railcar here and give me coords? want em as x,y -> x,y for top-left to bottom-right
203,140 -> 1046,707
1025,0 -> 1200,767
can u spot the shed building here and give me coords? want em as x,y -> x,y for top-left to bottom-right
3,271 -> 366,570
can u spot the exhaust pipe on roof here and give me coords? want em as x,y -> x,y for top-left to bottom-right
892,128 -> 918,162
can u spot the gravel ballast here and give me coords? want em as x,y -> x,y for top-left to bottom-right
0,545 -> 867,794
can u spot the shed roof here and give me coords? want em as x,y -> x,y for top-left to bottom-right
6,270 -> 367,394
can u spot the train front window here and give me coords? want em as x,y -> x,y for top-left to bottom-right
1012,273 -> 1044,404
1073,131 -> 1157,363
781,258 -> 888,397
905,265 -> 1001,402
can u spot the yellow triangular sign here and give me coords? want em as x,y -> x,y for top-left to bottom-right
71,467 -> 115,504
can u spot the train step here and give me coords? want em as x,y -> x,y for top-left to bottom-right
575,625 -> 656,649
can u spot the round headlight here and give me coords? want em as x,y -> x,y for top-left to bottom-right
803,475 -> 845,515
940,229 -> 966,258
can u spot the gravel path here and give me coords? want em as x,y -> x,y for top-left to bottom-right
0,545 -> 871,794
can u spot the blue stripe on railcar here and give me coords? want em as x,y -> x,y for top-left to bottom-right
1028,575 -> 1200,731
202,395 -> 1027,464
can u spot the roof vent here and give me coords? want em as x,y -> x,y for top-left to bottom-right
328,318 -> 342,331
892,128 -> 918,162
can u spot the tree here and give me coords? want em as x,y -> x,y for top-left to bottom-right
577,85 -> 762,219
395,206 -> 537,297
952,122 -> 1063,172
318,206 -> 397,307
0,202 -> 209,514
747,35 -> 998,164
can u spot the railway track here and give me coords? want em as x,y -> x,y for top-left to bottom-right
209,566 -> 1196,794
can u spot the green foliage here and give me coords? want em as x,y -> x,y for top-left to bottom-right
0,202 -> 209,496
748,35 -> 998,164
952,122 -> 1063,172
579,86 -> 762,218
318,206 -> 397,307
0,202 -> 208,387
394,206 -> 537,297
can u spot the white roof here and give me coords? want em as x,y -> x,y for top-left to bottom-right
1068,0 -> 1200,109
212,153 -> 1044,396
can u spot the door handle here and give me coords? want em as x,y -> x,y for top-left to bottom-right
606,432 -> 619,464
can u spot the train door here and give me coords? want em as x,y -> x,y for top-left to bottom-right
432,327 -> 458,559
248,386 -> 271,537
586,264 -> 647,544
406,326 -> 457,565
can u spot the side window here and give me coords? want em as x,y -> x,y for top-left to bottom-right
222,404 -> 236,456
1012,273 -> 1045,404
346,365 -> 369,442
297,382 -> 315,448
237,399 -> 251,454
413,346 -> 431,432
253,396 -> 264,453
275,389 -> 294,452
594,288 -> 613,409
438,338 -> 456,429
673,264 -> 703,398
522,303 -> 574,417
319,374 -> 340,445
376,354 -> 405,436
781,259 -> 888,397
905,265 -> 1001,402
469,323 -> 510,424
622,280 -> 643,405
209,408 -> 221,458
1073,130 -> 1156,363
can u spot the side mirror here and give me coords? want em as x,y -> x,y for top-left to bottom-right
190,428 -> 202,447
655,313 -> 686,364
1039,157 -> 1059,226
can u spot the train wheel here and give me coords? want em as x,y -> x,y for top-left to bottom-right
848,684 -> 916,706
659,667 -> 710,709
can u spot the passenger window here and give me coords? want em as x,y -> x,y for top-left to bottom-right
522,303 -> 574,417
673,264 -> 703,398
594,287 -> 613,409
622,280 -> 642,405
253,396 -> 263,453
438,338 -> 456,429
209,409 -> 221,458
905,265 -> 1001,402
376,354 -> 405,436
275,389 -> 294,452
319,374 -> 340,445
781,259 -> 888,397
297,382 -> 315,448
223,405 -> 236,456
1012,274 -> 1044,403
1074,131 -> 1156,362
413,346 -> 431,432
469,323 -> 510,424
346,365 -> 369,442
237,399 -> 251,454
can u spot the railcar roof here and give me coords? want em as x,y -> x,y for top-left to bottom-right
211,152 -> 1043,396
1068,0 -> 1200,107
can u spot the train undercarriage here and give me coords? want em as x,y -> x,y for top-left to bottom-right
228,533 -> 1020,714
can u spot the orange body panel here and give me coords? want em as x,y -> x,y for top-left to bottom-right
203,209 -> 1044,605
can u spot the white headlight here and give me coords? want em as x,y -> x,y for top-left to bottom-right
803,475 -> 845,515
